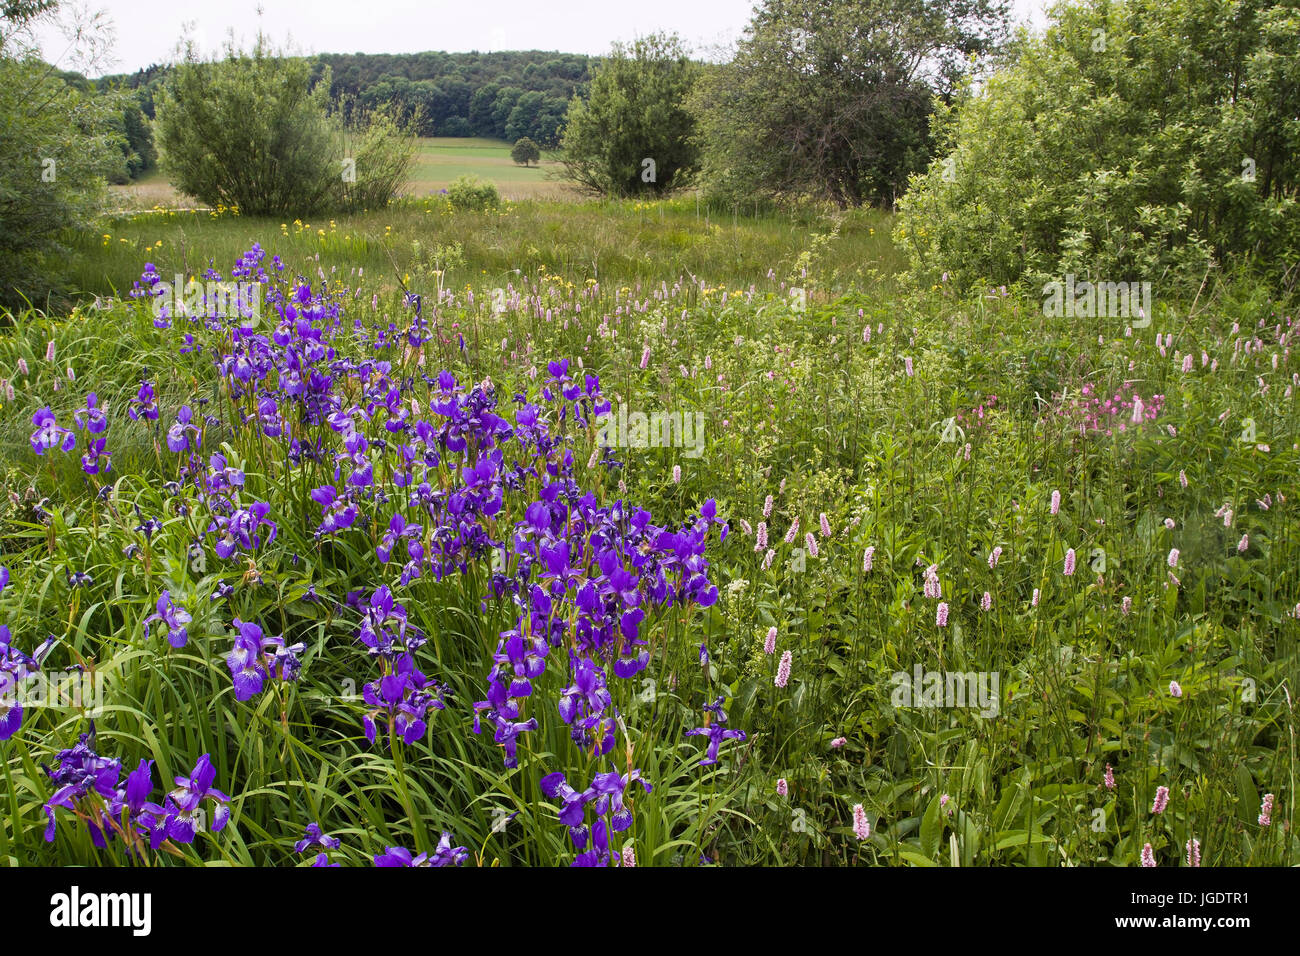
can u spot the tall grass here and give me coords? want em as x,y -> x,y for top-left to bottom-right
0,204 -> 1294,867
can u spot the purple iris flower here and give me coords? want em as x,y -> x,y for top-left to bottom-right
144,590 -> 192,648
167,405 -> 200,453
540,771 -> 593,827
227,619 -> 304,701
685,696 -> 748,766
208,502 -> 276,558
42,730 -> 121,845
588,768 -> 653,832
294,822 -> 341,853
161,754 -> 231,843
80,436 -> 111,475
128,380 -> 159,421
374,832 -> 467,867
572,818 -> 611,867
1,625 -> 46,740
74,393 -> 109,434
30,407 -> 76,455
362,653 -> 444,746
377,512 -> 421,564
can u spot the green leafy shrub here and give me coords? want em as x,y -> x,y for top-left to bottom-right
560,33 -> 700,197
155,34 -> 415,217
896,0 -> 1300,295
0,4 -> 124,309
446,174 -> 500,211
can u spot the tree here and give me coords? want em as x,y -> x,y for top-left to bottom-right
155,34 -> 416,217
694,0 -> 1010,208
1,0 -> 125,308
506,91 -> 566,146
511,137 -> 541,166
895,0 -> 1300,293
560,33 -> 700,197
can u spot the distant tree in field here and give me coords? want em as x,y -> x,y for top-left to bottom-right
155,34 -> 416,216
694,0 -> 1010,209
1,0 -> 125,308
561,33 -> 700,197
511,137 -> 541,166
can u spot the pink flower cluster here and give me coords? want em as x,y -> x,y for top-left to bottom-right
1050,382 -> 1166,436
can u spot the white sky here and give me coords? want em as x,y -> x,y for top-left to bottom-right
33,0 -> 1054,76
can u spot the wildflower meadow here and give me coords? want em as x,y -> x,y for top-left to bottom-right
2,217 -> 1295,870
1,0 -> 1297,888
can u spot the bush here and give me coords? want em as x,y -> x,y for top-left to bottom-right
560,33 -> 700,197
0,10 -> 124,309
693,0 -> 1007,210
334,104 -> 419,213
155,34 -> 415,217
895,0 -> 1300,295
446,174 -> 500,211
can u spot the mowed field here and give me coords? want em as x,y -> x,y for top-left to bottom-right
108,138 -> 574,211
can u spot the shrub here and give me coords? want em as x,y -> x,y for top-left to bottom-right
446,174 -> 500,211
155,34 -> 415,217
560,33 -> 700,197
0,5 -> 124,309
895,0 -> 1300,295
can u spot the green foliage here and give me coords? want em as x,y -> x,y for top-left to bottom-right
334,104 -> 420,213
0,5 -> 124,308
1,221 -> 1296,865
510,136 -> 541,166
896,0 -> 1300,295
154,35 -> 417,217
106,94 -> 156,183
504,91 -> 565,146
694,0 -> 1010,209
104,51 -> 590,143
561,33 -> 700,197
445,174 -> 500,211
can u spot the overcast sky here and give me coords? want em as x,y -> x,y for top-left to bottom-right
33,0 -> 1055,76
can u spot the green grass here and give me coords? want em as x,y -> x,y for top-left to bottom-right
0,202 -> 1296,868
110,137 -> 572,211
60,196 -> 902,308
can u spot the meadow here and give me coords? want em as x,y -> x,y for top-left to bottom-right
107,138 -> 573,212
0,195 -> 1295,867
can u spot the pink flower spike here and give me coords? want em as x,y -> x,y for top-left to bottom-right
775,650 -> 792,688
1259,793 -> 1274,827
852,804 -> 870,841
1152,786 -> 1170,814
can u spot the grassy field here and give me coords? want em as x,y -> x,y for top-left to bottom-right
109,138 -> 574,212
1,197 -> 1296,868
63,197 -> 901,308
